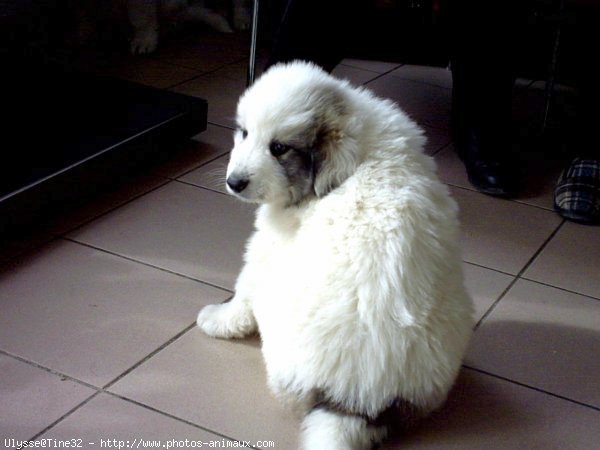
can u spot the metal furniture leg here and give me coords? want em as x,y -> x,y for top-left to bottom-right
247,0 -> 260,86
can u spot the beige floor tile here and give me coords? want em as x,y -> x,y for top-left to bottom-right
151,125 -> 233,180
524,222 -> 600,299
152,31 -> 249,72
178,154 -> 229,194
44,174 -> 169,238
68,182 -> 256,290
435,144 -> 475,191
171,71 -> 246,129
452,187 -> 562,274
0,232 -> 56,266
435,144 -> 559,211
0,240 -> 229,387
41,393 -> 231,444
332,64 -> 384,85
422,125 -> 451,156
109,329 -> 300,448
0,355 -> 95,439
516,150 -> 564,211
389,64 -> 452,89
366,75 -> 451,130
465,279 -> 600,407
463,263 -> 514,322
98,57 -> 202,89
383,369 -> 600,449
218,54 -> 269,81
341,59 -> 402,73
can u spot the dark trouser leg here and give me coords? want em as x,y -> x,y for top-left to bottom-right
450,0 -> 523,196
266,0 -> 357,72
553,4 -> 600,223
572,6 -> 600,159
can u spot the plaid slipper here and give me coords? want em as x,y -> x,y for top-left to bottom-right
554,158 -> 600,225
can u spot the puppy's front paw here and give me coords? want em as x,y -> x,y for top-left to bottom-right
197,301 -> 256,339
130,29 -> 158,54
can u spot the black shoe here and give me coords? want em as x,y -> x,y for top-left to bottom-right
464,157 -> 521,198
455,127 -> 521,198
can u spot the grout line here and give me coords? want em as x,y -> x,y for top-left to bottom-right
462,260 -> 515,277
165,71 -> 210,90
165,151 -> 229,182
173,179 -> 230,197
0,139 -> 231,268
447,184 -> 561,214
463,365 -> 600,412
384,73 -> 453,90
474,219 -> 566,329
63,237 -> 234,294
207,121 -> 235,131
462,259 -> 599,303
422,122 -> 450,132
102,393 -> 260,449
473,275 -> 520,330
1,342 -> 255,448
27,391 -> 102,441
102,322 -> 197,390
55,128 -> 236,238
362,64 -> 408,86
56,181 -> 172,238
514,219 -> 566,277
364,66 -> 453,92
339,62 -> 399,75
164,56 -> 250,89
518,276 -> 600,302
0,348 -> 100,392
430,141 -> 453,157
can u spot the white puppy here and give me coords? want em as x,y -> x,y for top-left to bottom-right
197,61 -> 474,449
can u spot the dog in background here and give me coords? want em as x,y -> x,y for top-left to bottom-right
75,0 -> 251,54
127,0 -> 251,54
197,61 -> 474,449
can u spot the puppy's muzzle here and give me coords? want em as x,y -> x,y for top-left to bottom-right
227,175 -> 250,193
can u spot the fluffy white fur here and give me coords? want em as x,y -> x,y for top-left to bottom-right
197,61 -> 474,449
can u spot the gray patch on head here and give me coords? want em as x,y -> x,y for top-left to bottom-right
273,85 -> 348,205
276,147 -> 315,205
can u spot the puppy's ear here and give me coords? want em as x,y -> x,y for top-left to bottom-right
311,89 -> 360,198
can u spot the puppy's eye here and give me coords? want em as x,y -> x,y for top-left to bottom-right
270,141 -> 291,157
239,128 -> 248,139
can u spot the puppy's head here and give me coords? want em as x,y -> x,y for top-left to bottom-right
225,61 -> 358,206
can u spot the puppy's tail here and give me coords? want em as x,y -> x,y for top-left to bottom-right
300,406 -> 388,450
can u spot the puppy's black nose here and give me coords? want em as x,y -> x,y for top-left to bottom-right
227,175 -> 249,193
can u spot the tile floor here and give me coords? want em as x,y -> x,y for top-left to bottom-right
1,29 -> 599,450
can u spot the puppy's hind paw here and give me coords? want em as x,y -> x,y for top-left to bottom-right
197,301 -> 256,339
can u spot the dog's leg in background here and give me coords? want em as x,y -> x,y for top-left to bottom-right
127,0 -> 159,54
197,267 -> 256,338
301,408 -> 387,450
232,0 -> 251,31
181,2 -> 233,33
